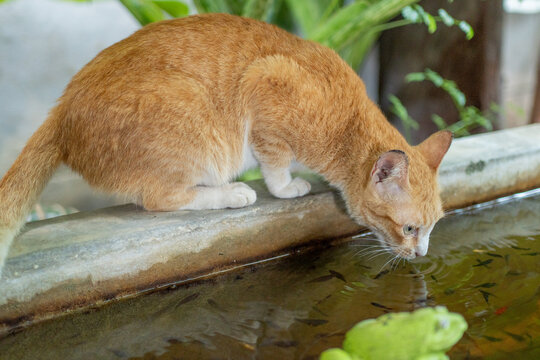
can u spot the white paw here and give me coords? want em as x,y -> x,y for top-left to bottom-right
222,182 -> 257,208
272,177 -> 311,199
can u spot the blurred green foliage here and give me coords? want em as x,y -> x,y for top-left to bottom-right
116,0 -> 472,71
389,68 -> 495,140
119,0 -> 189,25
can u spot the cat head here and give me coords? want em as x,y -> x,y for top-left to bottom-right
353,130 -> 453,260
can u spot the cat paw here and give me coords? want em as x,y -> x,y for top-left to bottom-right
221,182 -> 257,208
272,177 -> 311,199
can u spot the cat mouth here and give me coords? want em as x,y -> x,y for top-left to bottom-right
390,247 -> 416,260
371,229 -> 416,260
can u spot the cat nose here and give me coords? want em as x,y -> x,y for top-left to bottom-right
415,240 -> 429,257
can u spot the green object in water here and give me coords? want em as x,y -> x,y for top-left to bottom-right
320,306 -> 467,360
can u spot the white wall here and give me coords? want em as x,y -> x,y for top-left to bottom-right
0,0 -> 139,173
0,0 -> 139,210
501,1 -> 540,126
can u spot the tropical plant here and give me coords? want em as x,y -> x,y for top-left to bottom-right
389,68 -> 495,140
118,0 -> 189,25
117,0 -> 472,71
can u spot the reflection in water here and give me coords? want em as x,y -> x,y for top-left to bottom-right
1,194 -> 539,359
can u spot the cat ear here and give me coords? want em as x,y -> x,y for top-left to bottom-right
416,130 -> 453,170
370,150 -> 409,198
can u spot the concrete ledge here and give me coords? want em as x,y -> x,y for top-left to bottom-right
1,124 -> 540,334
439,124 -> 540,208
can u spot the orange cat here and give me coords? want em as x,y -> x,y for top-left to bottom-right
0,14 -> 452,276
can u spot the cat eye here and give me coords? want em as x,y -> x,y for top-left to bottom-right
403,225 -> 417,236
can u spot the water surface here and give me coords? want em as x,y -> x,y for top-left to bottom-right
1,193 -> 539,359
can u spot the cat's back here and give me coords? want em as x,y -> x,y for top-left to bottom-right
54,13 -> 364,197
65,13 -> 349,98
69,14 -> 304,87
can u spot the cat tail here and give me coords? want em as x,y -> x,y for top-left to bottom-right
0,105 -> 64,277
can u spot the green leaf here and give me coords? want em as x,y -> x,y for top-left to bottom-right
431,114 -> 448,130
459,20 -> 474,40
389,95 -> 419,130
285,0 -> 332,37
310,0 -> 419,51
413,5 -> 436,33
401,69 -> 495,138
470,110 -> 493,130
319,0 -> 342,24
152,0 -> 189,18
120,0 -> 165,25
193,0 -> 231,14
389,94 -> 419,142
309,0 -> 369,47
405,72 -> 426,83
408,118 -> 420,130
339,31 -> 379,70
388,95 -> 408,120
225,0 -> 245,15
425,68 -> 444,87
457,128 -> 470,136
444,85 -> 466,107
479,116 -> 493,130
425,13 -> 437,33
401,5 -> 421,23
438,8 -> 454,26
243,0 -> 281,23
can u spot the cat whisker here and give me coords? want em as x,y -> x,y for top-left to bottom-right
389,255 -> 399,270
367,252 -> 391,262
350,243 -> 384,248
394,257 -> 403,270
355,247 -> 386,258
354,248 -> 385,255
379,255 -> 397,273
356,242 -> 385,247
366,249 -> 392,261
354,246 -> 386,257
350,238 -> 381,244
392,255 -> 404,269
351,233 -> 377,239
353,243 -> 384,248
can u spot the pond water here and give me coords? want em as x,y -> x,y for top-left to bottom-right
0,192 -> 539,359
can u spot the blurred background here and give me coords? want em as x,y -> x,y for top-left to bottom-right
0,0 -> 539,217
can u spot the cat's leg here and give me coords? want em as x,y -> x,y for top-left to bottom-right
261,165 -> 311,199
251,137 -> 311,199
142,182 -> 256,211
180,183 -> 257,210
